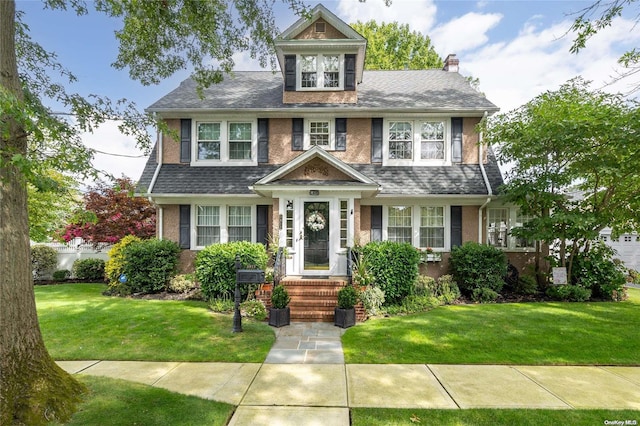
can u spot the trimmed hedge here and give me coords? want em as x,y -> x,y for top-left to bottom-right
195,241 -> 268,300
72,258 -> 106,281
449,242 -> 507,301
121,239 -> 181,294
361,241 -> 421,305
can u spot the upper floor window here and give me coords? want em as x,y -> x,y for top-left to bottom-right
298,54 -> 343,90
309,121 -> 330,147
384,119 -> 448,165
194,120 -> 256,165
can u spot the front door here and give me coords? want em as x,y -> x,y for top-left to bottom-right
303,201 -> 330,271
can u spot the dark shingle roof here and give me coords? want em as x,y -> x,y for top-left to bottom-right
147,70 -> 498,113
141,157 -> 503,197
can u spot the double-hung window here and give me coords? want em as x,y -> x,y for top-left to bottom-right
388,206 -> 412,243
420,207 -> 445,248
309,121 -> 330,147
228,206 -> 251,242
385,119 -> 448,165
487,208 -> 535,250
195,120 -> 254,164
420,121 -> 445,160
197,123 -> 221,160
298,54 -> 343,90
196,206 -> 220,246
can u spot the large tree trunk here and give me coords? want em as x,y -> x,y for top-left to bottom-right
0,2 -> 85,424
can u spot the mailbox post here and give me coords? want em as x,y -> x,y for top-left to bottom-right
233,255 -> 265,333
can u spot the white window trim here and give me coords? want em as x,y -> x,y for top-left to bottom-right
382,204 -> 450,251
382,118 -> 451,166
296,53 -> 344,91
486,207 -> 536,251
192,203 -> 256,249
304,118 -> 335,150
192,119 -> 258,167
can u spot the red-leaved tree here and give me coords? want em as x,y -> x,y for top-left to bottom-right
60,177 -> 155,245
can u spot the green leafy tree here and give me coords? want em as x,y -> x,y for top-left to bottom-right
482,78 -> 640,283
569,0 -> 640,93
0,1 -> 307,423
28,171 -> 81,242
350,20 -> 443,70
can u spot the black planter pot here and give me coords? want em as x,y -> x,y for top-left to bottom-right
269,307 -> 290,327
334,307 -> 356,328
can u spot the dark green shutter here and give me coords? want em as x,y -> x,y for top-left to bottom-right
180,119 -> 191,163
335,118 -> 347,151
256,205 -> 269,246
284,55 -> 296,91
451,206 -> 462,248
371,118 -> 383,163
179,205 -> 191,249
292,118 -> 304,151
452,117 -> 463,163
257,118 -> 269,163
344,54 -> 356,91
371,206 -> 382,242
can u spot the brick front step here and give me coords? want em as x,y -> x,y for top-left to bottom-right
282,278 -> 347,322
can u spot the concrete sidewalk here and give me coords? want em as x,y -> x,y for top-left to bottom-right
56,322 -> 640,425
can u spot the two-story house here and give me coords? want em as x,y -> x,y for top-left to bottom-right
138,5 -> 521,299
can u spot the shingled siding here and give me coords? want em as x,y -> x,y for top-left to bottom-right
462,117 -> 482,164
282,90 -> 357,104
162,119 -> 182,164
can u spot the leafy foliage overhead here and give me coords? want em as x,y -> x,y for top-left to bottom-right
350,20 -> 443,70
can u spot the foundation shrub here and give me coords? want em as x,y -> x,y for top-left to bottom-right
511,274 -> 539,295
104,235 -> 141,286
546,284 -> 592,302
31,245 -> 58,280
569,242 -> 627,301
359,286 -> 385,316
413,275 -> 461,304
240,299 -> 267,320
195,242 -> 268,300
361,241 -> 421,305
472,287 -> 499,303
72,258 -> 106,281
168,274 -> 197,294
121,239 -> 181,294
450,242 -> 507,300
53,269 -> 71,281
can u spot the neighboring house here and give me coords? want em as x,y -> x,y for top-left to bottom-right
599,230 -> 640,271
137,4 -> 531,278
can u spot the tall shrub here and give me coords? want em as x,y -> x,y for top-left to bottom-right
361,241 -> 421,305
569,241 -> 627,301
72,258 -> 106,281
195,241 -> 268,300
104,235 -> 141,285
121,239 -> 180,294
449,242 -> 507,299
31,245 -> 58,280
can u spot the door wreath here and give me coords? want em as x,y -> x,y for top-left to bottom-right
306,211 -> 326,232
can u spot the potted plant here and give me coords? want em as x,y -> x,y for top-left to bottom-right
268,284 -> 290,327
335,285 -> 358,328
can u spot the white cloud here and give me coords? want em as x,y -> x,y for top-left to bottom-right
462,16 -> 640,112
337,0 -> 437,31
80,121 -> 149,184
430,12 -> 503,57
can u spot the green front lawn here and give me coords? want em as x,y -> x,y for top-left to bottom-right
343,288 -> 640,365
35,284 -> 274,362
351,408 -> 640,426
51,376 -> 234,426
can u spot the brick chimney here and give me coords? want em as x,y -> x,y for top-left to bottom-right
443,54 -> 459,72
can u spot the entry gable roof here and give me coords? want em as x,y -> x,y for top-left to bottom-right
254,146 -> 378,187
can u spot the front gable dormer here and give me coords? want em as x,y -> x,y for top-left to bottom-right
275,4 -> 366,104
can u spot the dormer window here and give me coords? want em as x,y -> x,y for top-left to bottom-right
298,54 -> 343,90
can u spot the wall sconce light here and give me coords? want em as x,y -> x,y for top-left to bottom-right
309,190 -> 319,196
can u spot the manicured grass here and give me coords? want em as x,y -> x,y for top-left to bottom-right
351,408 -> 640,426
343,288 -> 640,365
35,284 -> 275,362
50,376 -> 233,426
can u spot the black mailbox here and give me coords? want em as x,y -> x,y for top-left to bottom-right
236,269 -> 265,284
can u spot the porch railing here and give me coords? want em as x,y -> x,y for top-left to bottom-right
274,247 -> 286,286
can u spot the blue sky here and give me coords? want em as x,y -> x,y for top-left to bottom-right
17,0 -> 640,181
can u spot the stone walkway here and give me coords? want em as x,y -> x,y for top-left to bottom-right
265,322 -> 345,364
